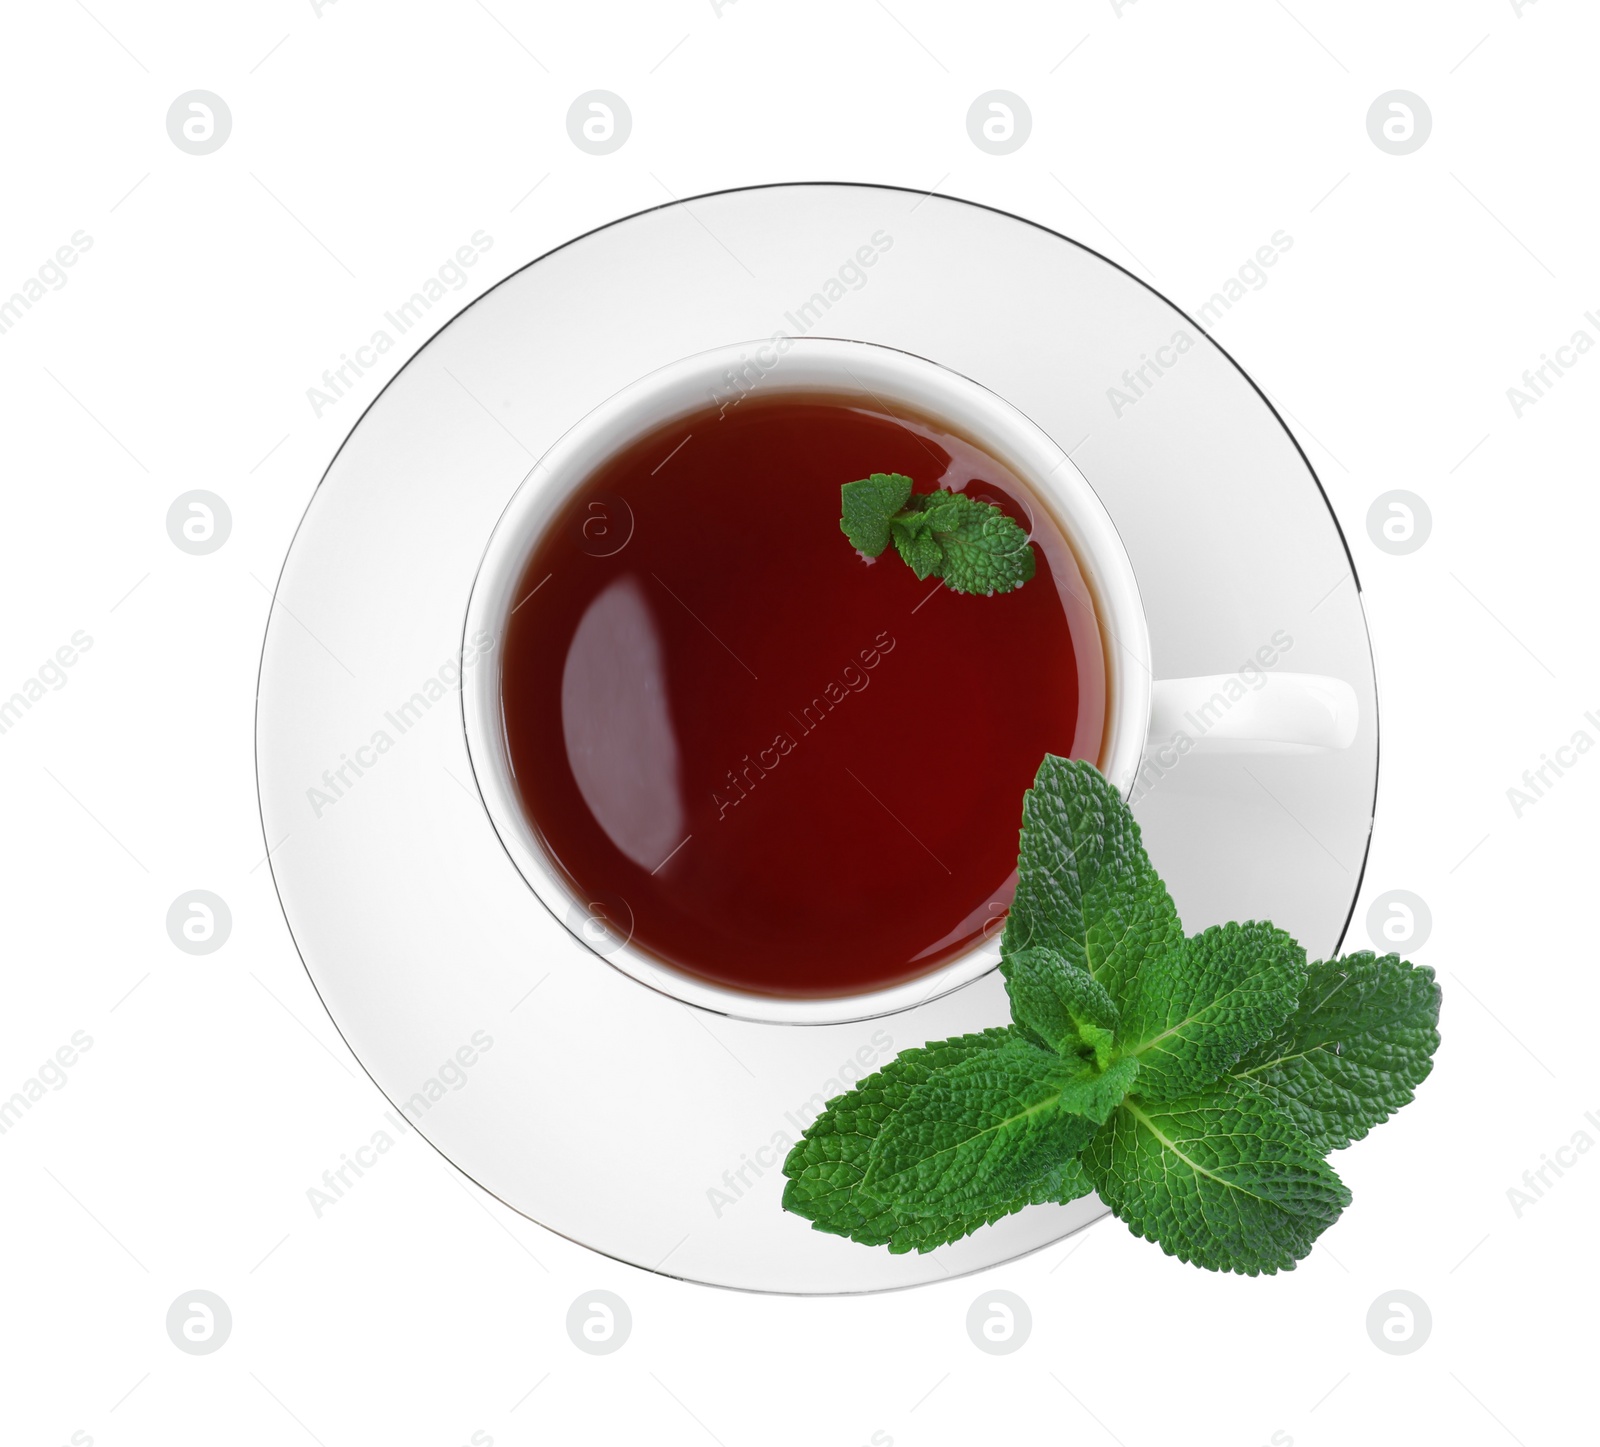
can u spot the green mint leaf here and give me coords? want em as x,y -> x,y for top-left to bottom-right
890,519 -> 945,580
840,471 -> 913,555
1118,922 -> 1307,1103
1002,756 -> 1184,1010
1227,952 -> 1442,1152
840,477 -> 1035,594
928,493 -> 1036,595
1004,945 -> 1120,1068
781,1028 -> 1092,1254
862,1036 -> 1134,1211
781,1028 -> 1008,1247
1083,1081 -> 1351,1275
886,1156 -> 1095,1254
907,490 -> 963,533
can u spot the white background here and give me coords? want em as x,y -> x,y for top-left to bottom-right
1,1 -> 1593,1444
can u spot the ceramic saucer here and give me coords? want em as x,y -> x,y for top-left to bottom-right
255,183 -> 1376,1293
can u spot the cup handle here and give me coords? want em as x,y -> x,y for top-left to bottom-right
1146,672 -> 1359,756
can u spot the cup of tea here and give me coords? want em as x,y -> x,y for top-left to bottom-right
461,338 -> 1355,1024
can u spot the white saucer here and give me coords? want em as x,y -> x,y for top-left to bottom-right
255,183 -> 1377,1293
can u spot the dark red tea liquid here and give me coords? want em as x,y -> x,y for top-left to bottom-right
500,394 -> 1107,999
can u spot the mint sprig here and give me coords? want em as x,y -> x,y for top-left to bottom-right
781,757 -> 1443,1274
840,472 -> 1036,595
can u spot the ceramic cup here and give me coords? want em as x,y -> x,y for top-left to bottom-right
461,337 -> 1356,1024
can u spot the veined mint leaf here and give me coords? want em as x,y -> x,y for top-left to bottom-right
1227,952 -> 1442,1152
863,1036 -> 1134,1211
888,1156 -> 1095,1253
1002,756 -> 1184,1011
781,1029 -> 1092,1254
1118,922 -> 1306,1103
840,471 -> 913,555
891,521 -> 944,580
1004,945 -> 1120,1068
782,1028 -> 1008,1247
840,477 -> 1035,594
930,493 -> 1035,595
1083,1080 -> 1351,1275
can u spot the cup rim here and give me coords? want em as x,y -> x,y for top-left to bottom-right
460,336 -> 1152,1025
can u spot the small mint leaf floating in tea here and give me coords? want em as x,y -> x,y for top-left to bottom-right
892,521 -> 945,581
912,490 -> 1035,595
839,473 -> 1035,594
839,470 -> 913,556
1225,952 -> 1443,1152
1081,1080 -> 1351,1277
780,753 -> 1442,1272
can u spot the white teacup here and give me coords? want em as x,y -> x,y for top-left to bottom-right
461,337 -> 1356,1025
